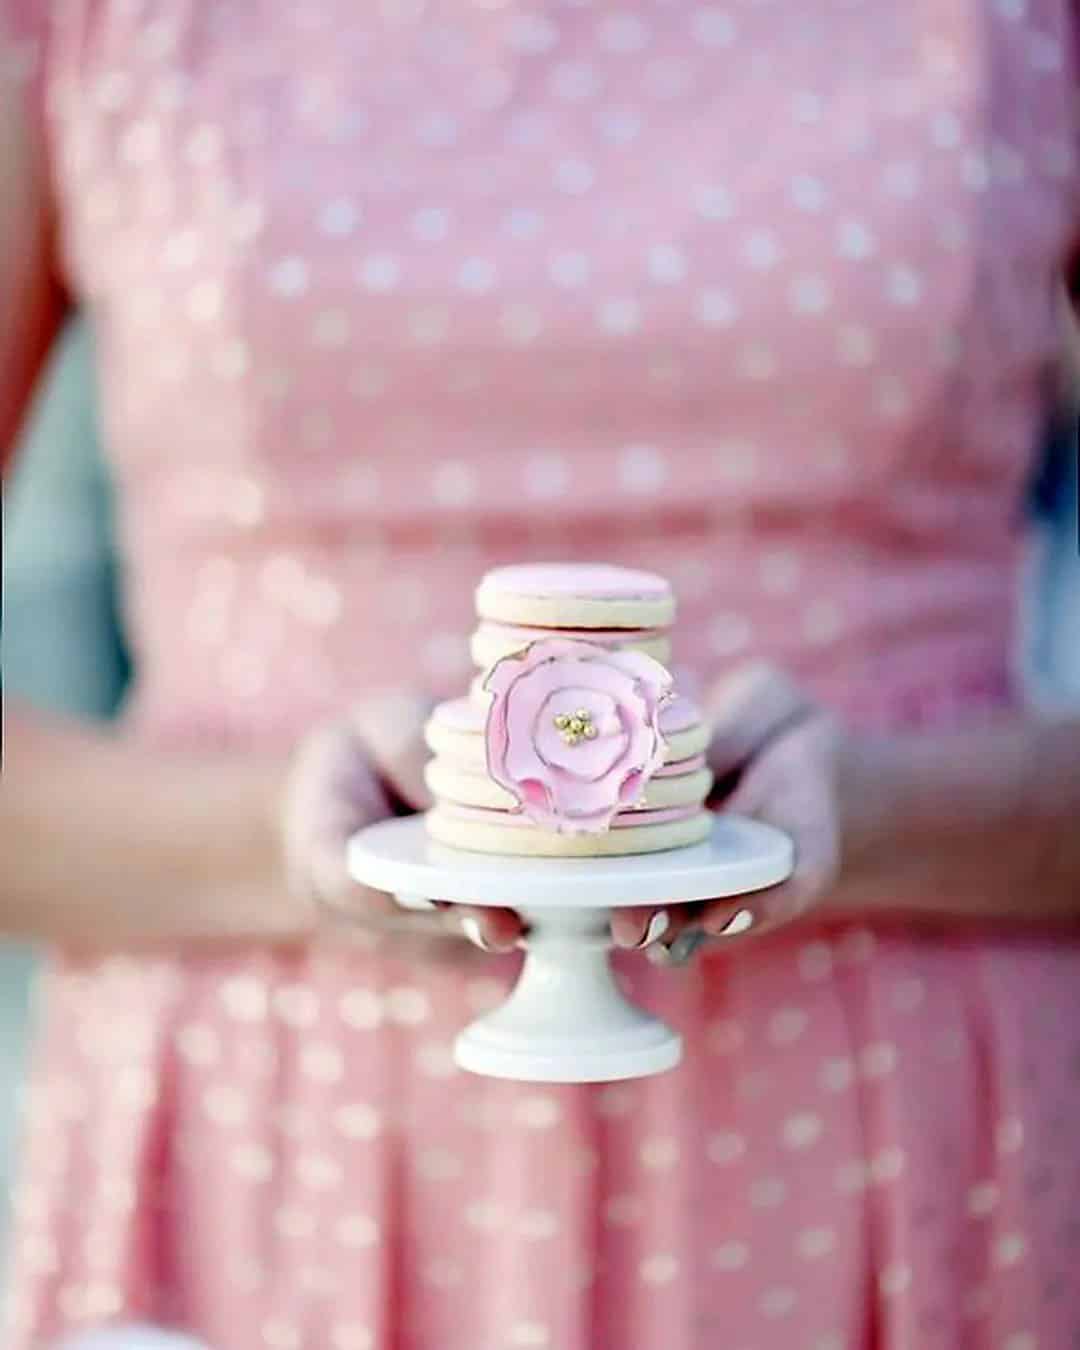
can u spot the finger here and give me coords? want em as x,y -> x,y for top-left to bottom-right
349,692 -> 435,810
647,924 -> 709,967
704,662 -> 814,784
610,906 -> 672,949
451,905 -> 524,953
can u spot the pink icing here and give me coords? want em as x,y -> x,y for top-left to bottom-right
478,563 -> 672,602
438,803 -> 701,829
484,638 -> 673,833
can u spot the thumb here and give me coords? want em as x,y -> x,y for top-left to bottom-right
348,691 -> 434,811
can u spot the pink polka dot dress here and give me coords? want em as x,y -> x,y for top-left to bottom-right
4,0 -> 1080,1346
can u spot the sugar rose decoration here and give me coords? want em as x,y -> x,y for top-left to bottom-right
483,638 -> 673,834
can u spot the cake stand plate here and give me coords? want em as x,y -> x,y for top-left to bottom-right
348,814 -> 793,1083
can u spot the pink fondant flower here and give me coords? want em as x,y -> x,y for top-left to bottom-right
483,638 -> 673,834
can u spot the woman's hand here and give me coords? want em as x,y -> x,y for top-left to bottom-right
610,663 -> 846,957
612,661 -> 1080,962
283,696 -> 524,953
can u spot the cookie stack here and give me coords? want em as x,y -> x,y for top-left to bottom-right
423,564 -> 713,857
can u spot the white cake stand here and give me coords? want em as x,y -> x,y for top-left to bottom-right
348,814 -> 793,1083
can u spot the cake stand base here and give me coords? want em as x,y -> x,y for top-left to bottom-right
348,814 -> 793,1083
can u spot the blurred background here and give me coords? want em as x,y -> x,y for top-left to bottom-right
1,316 -> 1078,1285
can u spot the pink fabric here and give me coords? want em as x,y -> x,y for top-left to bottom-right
3,0 -> 1080,1347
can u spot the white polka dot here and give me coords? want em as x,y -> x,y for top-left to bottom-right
961,150 -> 990,191
431,460 -> 476,508
706,1019 -> 745,1054
706,1130 -> 746,1165
882,160 -> 921,197
232,1144 -> 274,1182
749,1176 -> 787,1208
311,308 -> 351,348
760,1286 -> 797,1318
996,1117 -> 1024,1154
268,256 -> 310,298
741,230 -> 781,269
336,1214 -> 380,1248
204,1084 -> 247,1127
331,1324 -> 373,1350
508,13 -> 559,52
177,1023 -> 219,1066
696,288 -> 738,326
186,279 -> 223,323
185,122 -> 222,166
603,1193 -> 642,1226
300,1043 -> 344,1083
930,110 -> 962,149
339,988 -> 383,1030
835,1159 -> 869,1193
554,157 -> 595,194
736,343 -> 776,380
596,106 -> 641,144
164,229 -> 200,268
691,7 -> 736,46
836,219 -> 876,260
598,297 -> 642,335
385,987 -> 430,1025
695,183 -> 733,220
1002,1334 -> 1037,1350
768,1006 -> 809,1046
514,1095 -> 562,1129
516,1208 -> 560,1241
878,1263 -> 912,1297
836,324 -> 876,366
858,1041 -> 898,1079
647,244 -> 686,284
890,977 -> 926,1013
503,207 -> 544,240
869,1146 -> 906,1183
797,1226 -> 836,1259
411,206 -> 450,242
457,257 -> 497,293
640,1135 -> 680,1171
993,1232 -> 1027,1268
423,1257 -> 463,1288
551,61 -> 597,100
618,444 -> 667,493
416,1041 -> 458,1079
524,453 -> 569,500
319,198 -> 360,237
297,1152 -> 343,1190
501,303 -> 543,344
934,1027 -> 965,1062
782,1111 -> 824,1150
791,90 -> 823,123
93,70 -> 132,110
408,305 -> 450,346
790,275 -> 831,314
710,1240 -> 750,1271
549,251 -> 590,288
803,597 -> 844,644
273,984 -> 320,1028
791,174 -> 827,211
508,1323 -> 550,1348
423,631 -> 470,678
211,339 -> 250,381
465,1198 -> 505,1232
886,264 -> 923,306
967,1181 -> 999,1217
707,613 -> 751,656
273,1207 -> 315,1241
598,13 -> 650,52
358,253 -> 400,292
797,941 -> 832,981
121,118 -> 160,164
333,1102 -> 381,1141
640,1252 -> 679,1285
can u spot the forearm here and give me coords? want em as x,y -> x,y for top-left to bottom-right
837,716 -> 1080,924
0,704 -> 308,946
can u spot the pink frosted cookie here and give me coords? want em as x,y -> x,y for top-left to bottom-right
475,563 -> 676,630
427,803 -> 712,857
425,695 -> 711,768
471,621 -> 672,670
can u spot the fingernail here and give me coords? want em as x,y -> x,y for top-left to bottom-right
461,916 -> 496,952
632,910 -> 670,950
719,908 -> 755,936
395,892 -> 438,913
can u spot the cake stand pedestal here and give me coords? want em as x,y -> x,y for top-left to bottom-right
348,814 -> 793,1083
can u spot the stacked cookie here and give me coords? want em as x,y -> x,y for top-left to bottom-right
424,564 -> 714,856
